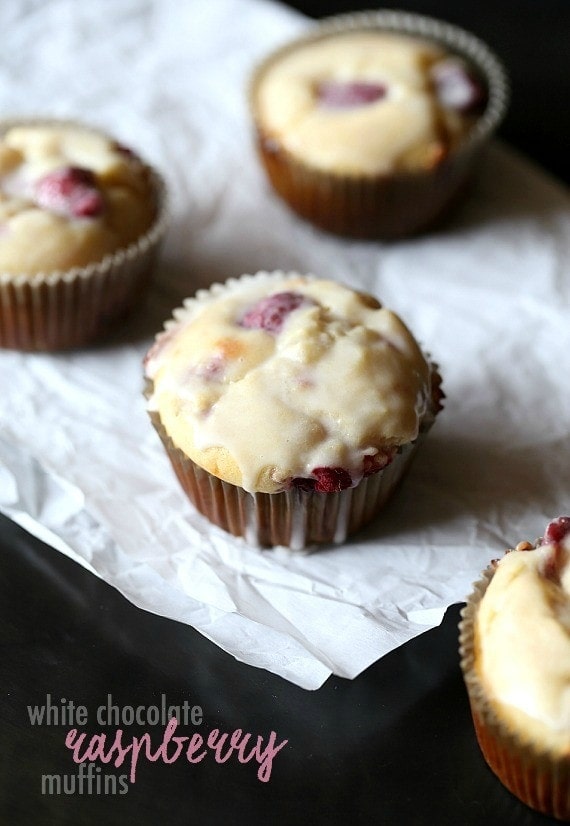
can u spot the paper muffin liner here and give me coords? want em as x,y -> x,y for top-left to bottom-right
147,393 -> 434,551
459,571 -> 570,820
250,10 -> 509,239
0,118 -> 168,351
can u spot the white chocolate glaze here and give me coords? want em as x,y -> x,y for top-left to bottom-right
145,272 -> 434,494
253,31 -> 468,175
476,537 -> 570,753
0,124 -> 155,274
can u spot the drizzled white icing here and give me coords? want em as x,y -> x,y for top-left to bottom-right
476,537 -> 570,750
253,31 -> 467,174
0,124 -> 155,274
146,272 -> 432,494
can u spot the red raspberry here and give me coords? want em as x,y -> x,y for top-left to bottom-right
196,354 -> 225,380
34,166 -> 104,218
311,467 -> 353,493
431,60 -> 486,114
541,516 -> 570,546
543,544 -> 564,582
241,292 -> 307,334
313,467 -> 353,492
317,80 -> 387,109
290,467 -> 353,493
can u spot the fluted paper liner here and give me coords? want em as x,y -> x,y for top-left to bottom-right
0,118 -> 168,351
250,10 -> 509,239
459,571 -> 570,820
147,396 -> 432,550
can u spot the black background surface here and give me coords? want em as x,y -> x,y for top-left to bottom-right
1,2 -> 568,825
0,515 -> 561,826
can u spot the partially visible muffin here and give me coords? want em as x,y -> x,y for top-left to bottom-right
144,271 -> 443,549
250,11 -> 508,238
460,517 -> 570,819
0,120 -> 167,350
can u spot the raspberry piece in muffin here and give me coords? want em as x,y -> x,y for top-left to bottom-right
431,59 -> 487,114
317,80 -> 387,109
195,353 -> 226,381
241,291 -> 309,333
541,516 -> 570,546
313,467 -> 353,492
34,166 -> 104,218
291,466 -> 353,493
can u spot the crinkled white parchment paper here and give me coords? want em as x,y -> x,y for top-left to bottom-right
1,0 -> 569,689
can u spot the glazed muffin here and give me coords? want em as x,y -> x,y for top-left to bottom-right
0,119 -> 167,350
144,271 -> 443,549
459,517 -> 570,819
250,11 -> 508,239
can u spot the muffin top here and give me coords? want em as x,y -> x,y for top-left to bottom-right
253,30 -> 485,175
145,272 -> 435,494
0,123 -> 156,274
475,517 -> 570,754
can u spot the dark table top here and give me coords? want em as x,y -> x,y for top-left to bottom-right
0,515 -> 560,826
1,2 -> 567,825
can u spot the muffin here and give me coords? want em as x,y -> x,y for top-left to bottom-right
144,271 -> 443,550
250,11 -> 509,239
459,517 -> 570,819
0,119 -> 167,350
